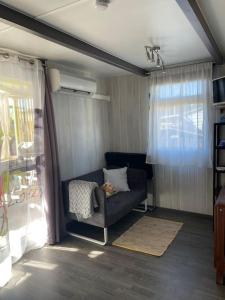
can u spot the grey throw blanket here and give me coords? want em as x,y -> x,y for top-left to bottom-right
69,180 -> 99,221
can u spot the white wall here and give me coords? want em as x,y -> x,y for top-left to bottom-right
53,71 -> 213,214
53,92 -> 110,180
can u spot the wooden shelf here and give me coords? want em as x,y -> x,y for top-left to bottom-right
214,122 -> 225,126
215,169 -> 225,173
215,166 -> 225,172
214,187 -> 225,284
213,101 -> 225,109
213,122 -> 225,211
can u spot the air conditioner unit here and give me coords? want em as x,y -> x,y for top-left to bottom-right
48,68 -> 110,101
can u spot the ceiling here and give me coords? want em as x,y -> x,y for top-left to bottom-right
196,0 -> 225,55
0,0 -> 224,77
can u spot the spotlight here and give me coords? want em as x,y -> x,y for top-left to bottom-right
95,0 -> 111,10
145,45 -> 164,70
156,53 -> 161,68
145,47 -> 151,61
151,51 -> 155,62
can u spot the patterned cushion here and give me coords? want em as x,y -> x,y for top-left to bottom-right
101,182 -> 117,198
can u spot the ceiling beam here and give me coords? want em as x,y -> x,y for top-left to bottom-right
176,0 -> 223,64
0,3 -> 148,76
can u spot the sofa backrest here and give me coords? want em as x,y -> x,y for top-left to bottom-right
105,152 -> 153,179
76,169 -> 104,186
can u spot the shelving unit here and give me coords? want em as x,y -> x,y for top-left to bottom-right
214,186 -> 225,285
213,122 -> 225,206
213,102 -> 225,109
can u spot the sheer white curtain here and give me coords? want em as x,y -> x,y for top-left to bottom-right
147,62 -> 213,214
0,96 -> 11,160
0,54 -> 46,287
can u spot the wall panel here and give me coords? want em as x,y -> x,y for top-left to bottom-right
53,93 -> 110,180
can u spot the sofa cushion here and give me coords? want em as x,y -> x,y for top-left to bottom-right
105,189 -> 146,227
103,167 -> 130,192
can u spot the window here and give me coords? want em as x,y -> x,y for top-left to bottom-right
147,67 -> 212,168
0,79 -> 34,162
156,81 -> 205,153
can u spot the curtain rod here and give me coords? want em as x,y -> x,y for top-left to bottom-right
147,58 -> 213,75
0,50 -> 37,64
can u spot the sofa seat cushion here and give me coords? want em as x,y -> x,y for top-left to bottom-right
105,189 -> 146,227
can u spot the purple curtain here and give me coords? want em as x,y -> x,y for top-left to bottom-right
43,65 -> 66,244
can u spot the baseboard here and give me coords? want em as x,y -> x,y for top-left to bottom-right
152,206 -> 213,219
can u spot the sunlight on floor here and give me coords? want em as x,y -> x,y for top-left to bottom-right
15,272 -> 32,287
88,250 -> 104,258
3,270 -> 32,290
44,245 -> 79,252
0,256 -> 12,288
22,260 -> 58,270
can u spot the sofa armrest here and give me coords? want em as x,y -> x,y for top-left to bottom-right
62,173 -> 106,217
95,187 -> 107,216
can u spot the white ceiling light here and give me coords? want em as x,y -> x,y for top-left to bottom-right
95,0 -> 111,10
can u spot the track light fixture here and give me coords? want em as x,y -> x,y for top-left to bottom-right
156,53 -> 161,68
146,48 -> 151,61
145,46 -> 165,72
95,0 -> 111,10
151,51 -> 155,63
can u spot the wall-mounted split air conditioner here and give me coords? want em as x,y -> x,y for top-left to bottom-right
48,68 -> 110,102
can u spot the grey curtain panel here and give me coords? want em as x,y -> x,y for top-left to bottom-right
43,64 -> 66,244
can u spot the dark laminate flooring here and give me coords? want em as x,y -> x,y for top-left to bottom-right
1,208 -> 225,300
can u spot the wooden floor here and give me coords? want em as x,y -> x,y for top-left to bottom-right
1,208 -> 225,300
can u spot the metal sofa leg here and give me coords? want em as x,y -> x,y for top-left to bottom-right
67,227 -> 108,246
104,227 -> 108,244
133,199 -> 148,213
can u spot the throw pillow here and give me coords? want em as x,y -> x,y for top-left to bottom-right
101,182 -> 117,198
103,167 -> 130,192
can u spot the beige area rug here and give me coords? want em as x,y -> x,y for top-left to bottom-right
113,216 -> 183,256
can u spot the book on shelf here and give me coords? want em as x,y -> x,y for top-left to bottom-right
217,140 -> 225,148
216,166 -> 225,171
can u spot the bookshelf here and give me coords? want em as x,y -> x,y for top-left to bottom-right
213,122 -> 225,206
213,101 -> 225,109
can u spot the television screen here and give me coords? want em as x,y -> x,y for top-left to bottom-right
213,77 -> 225,103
